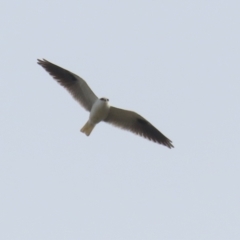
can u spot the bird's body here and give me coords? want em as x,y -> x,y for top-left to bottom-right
81,98 -> 110,136
37,59 -> 174,148
89,98 -> 110,124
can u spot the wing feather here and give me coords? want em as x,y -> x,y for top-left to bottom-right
37,59 -> 98,111
105,107 -> 174,148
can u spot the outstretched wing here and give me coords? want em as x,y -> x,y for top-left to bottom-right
37,59 -> 98,111
105,107 -> 174,148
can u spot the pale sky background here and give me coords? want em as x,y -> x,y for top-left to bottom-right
1,1 -> 240,239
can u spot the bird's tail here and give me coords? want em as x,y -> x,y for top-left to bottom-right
80,121 -> 95,136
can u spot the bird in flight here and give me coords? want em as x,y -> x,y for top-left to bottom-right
37,59 -> 174,148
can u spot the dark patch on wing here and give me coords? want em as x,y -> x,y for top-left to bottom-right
137,118 -> 148,125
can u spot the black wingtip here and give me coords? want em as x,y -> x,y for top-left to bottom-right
37,58 -> 48,66
166,141 -> 174,149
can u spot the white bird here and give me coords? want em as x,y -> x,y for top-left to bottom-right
37,59 -> 174,148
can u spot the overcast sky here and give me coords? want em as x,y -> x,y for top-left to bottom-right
1,1 -> 240,239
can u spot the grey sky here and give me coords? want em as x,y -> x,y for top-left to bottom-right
1,1 -> 240,239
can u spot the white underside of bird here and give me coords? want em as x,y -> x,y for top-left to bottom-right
80,98 -> 110,136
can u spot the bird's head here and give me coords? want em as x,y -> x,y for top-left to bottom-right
100,97 -> 109,102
